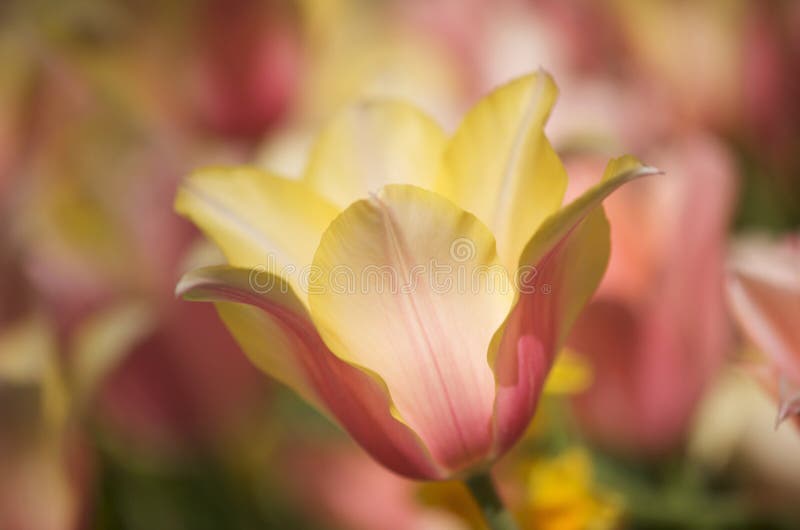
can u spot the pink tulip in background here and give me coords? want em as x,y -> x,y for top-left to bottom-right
567,134 -> 736,456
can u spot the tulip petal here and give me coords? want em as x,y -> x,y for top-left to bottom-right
436,71 -> 567,268
175,167 -> 339,296
309,185 -> 514,471
777,375 -> 800,427
177,265 -> 443,479
728,255 -> 800,383
304,100 -> 448,208
491,158 -> 660,454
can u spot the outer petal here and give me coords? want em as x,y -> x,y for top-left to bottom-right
177,266 -> 442,479
175,166 -> 339,297
435,71 -> 567,269
309,185 -> 514,472
491,158 -> 660,454
304,100 -> 448,208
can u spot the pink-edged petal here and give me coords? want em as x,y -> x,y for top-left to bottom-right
309,185 -> 514,472
728,235 -> 800,383
174,166 -> 340,300
490,158 -> 660,455
177,266 -> 443,479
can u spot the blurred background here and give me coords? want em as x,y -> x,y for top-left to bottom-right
1,0 -> 799,528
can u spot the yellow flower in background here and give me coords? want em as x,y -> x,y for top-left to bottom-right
544,349 -> 593,395
416,448 -> 621,530
523,449 -> 622,530
175,71 -> 657,480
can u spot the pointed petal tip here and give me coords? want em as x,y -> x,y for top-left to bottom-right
175,269 -> 206,300
175,266 -> 236,302
639,165 -> 664,176
535,66 -> 554,81
775,406 -> 791,429
775,376 -> 800,429
615,163 -> 664,184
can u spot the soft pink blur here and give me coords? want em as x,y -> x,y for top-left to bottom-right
567,134 -> 736,456
189,0 -> 302,141
0,430 -> 91,530
4,26 -> 271,452
739,1 -> 800,190
281,441 -> 464,530
727,235 -> 800,428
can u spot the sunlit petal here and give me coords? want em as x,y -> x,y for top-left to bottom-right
309,184 -> 514,470
304,100 -> 448,208
175,166 -> 339,297
436,71 -> 567,268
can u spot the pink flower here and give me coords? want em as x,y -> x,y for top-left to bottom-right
568,134 -> 736,456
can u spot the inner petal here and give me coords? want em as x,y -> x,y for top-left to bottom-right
309,185 -> 513,470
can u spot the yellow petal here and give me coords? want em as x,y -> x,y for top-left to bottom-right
304,100 -> 448,208
517,156 -> 660,345
309,184 -> 514,469
175,166 -> 339,298
436,71 -> 567,269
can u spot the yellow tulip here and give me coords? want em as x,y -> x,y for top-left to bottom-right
175,72 -> 658,480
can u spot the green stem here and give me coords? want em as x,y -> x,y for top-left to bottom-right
464,471 -> 520,530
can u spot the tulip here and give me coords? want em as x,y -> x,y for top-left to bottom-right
727,234 -> 800,428
175,72 -> 656,527
568,135 -> 736,456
